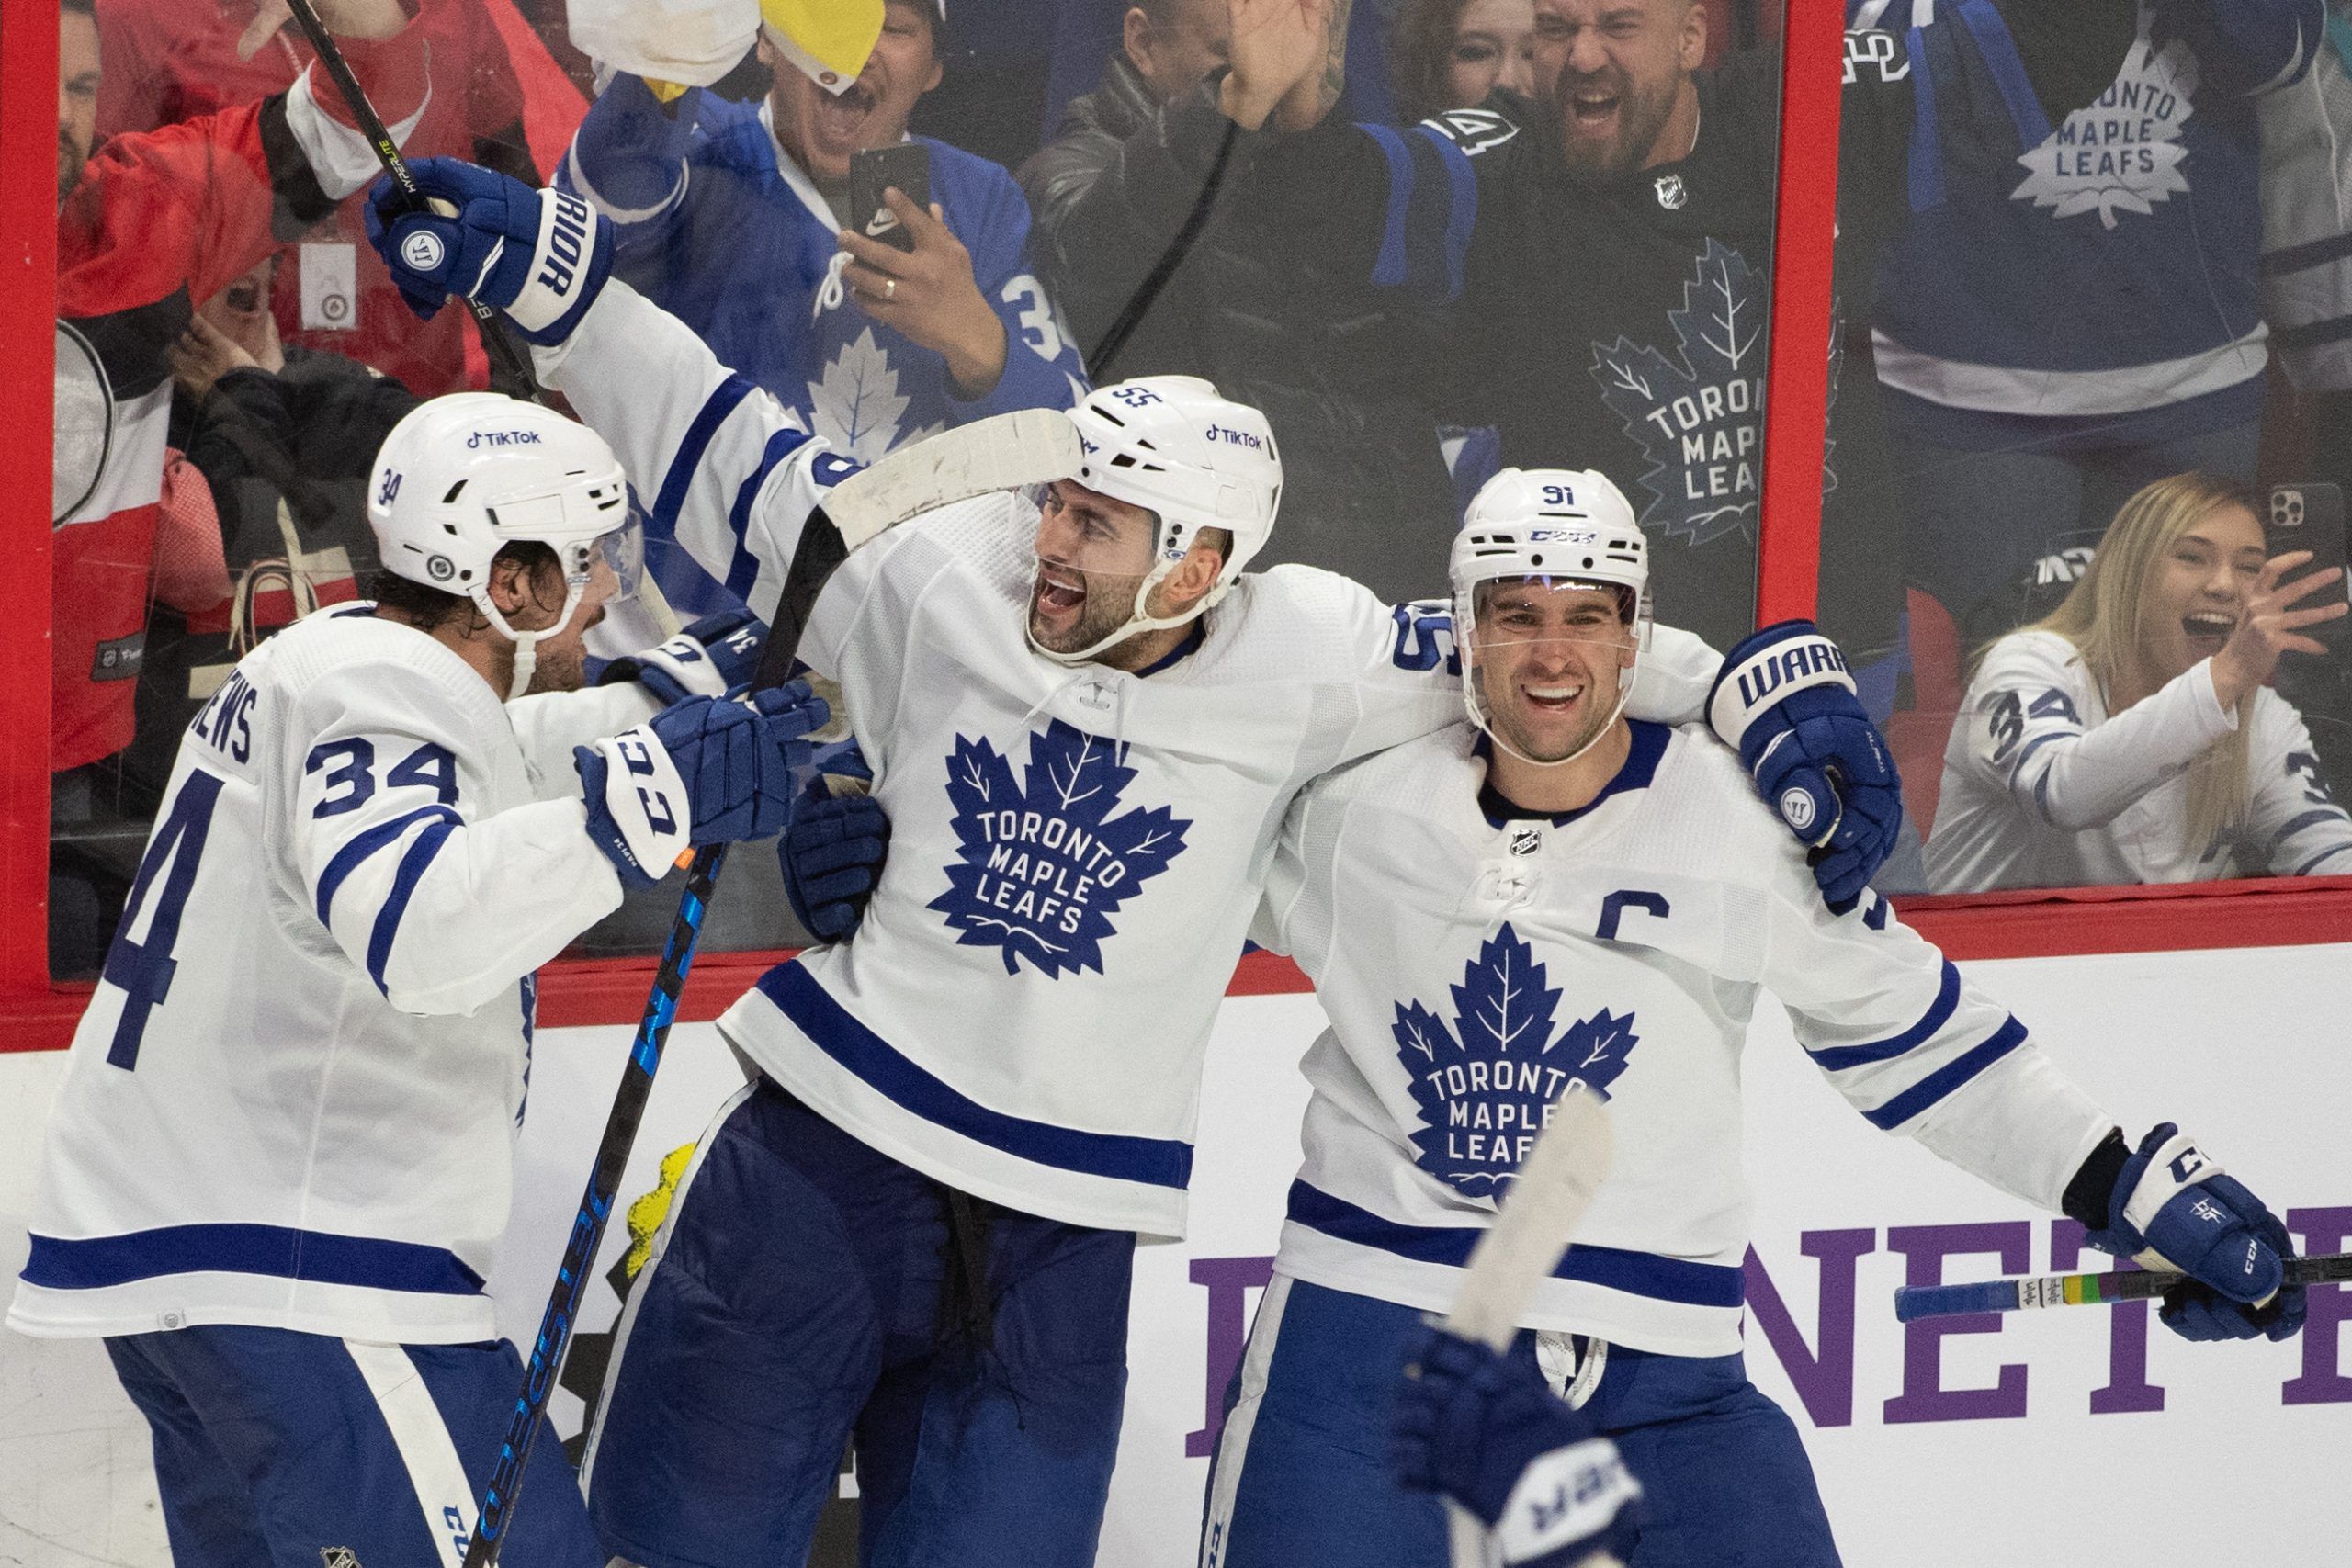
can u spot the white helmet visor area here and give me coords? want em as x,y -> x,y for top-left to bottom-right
1023,480 -> 1160,579
544,515 -> 645,604
1460,576 -> 1652,764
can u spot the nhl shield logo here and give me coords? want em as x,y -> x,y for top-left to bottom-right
321,1549 -> 364,1568
1654,173 -> 1688,211
1508,827 -> 1542,857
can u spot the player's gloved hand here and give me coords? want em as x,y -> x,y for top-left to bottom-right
597,610 -> 768,706
782,780 -> 889,942
362,157 -> 612,344
2082,1123 -> 2305,1344
574,683 -> 829,890
1394,1326 -> 1642,1567
1707,620 -> 1903,913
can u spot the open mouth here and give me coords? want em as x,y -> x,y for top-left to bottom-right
1521,680 -> 1586,716
1567,88 -> 1622,131
1032,565 -> 1087,626
2183,610 -> 2235,650
811,81 -> 879,156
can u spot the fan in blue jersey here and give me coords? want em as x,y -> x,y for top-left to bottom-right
1203,466 -> 2306,1568
365,164 -> 1907,1568
548,0 -> 1089,616
8,394 -> 829,1568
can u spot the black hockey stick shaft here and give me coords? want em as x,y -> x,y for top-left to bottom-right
1894,1251 -> 2352,1323
277,0 -> 539,395
460,512 -> 849,1568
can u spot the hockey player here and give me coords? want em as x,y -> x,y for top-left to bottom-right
553,0 -> 1090,617
7,395 -> 831,1568
362,160 -> 1901,1568
1209,468 -> 2307,1567
1926,471 -> 2352,891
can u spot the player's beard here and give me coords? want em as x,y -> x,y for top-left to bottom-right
1029,562 -> 1146,657
1477,651 -> 1623,763
523,638 -> 588,695
1554,64 -> 1681,186
58,128 -> 85,209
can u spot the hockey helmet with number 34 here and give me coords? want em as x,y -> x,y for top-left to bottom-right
367,393 -> 643,697
1450,468 -> 1651,761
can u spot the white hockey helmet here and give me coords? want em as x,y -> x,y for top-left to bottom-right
1030,376 -> 1283,664
1450,468 -> 1651,765
367,393 -> 642,698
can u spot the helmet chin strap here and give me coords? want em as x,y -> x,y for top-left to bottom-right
473,579 -> 589,701
1026,557 -> 1227,668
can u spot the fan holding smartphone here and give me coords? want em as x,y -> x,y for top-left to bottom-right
835,141 -> 1012,400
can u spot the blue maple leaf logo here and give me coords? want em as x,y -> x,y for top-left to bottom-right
1589,239 -> 1769,548
926,718 -> 1192,978
1394,924 -> 1639,1197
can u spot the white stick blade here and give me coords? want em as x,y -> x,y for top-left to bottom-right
1443,1088 -> 1615,1351
820,408 -> 1080,549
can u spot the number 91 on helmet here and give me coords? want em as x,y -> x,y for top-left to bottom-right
1449,467 -> 1652,769
367,393 -> 643,698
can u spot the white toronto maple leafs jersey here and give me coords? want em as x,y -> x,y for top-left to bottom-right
1925,629 -> 2352,893
10,608 -> 655,1343
1256,721 -> 2116,1356
526,272 -> 1729,1238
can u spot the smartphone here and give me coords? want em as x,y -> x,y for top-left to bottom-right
2266,481 -> 2349,647
848,144 -> 933,254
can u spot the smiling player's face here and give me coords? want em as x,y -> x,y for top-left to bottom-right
1027,480 -> 1159,656
2138,503 -> 2264,683
1471,579 -> 1637,762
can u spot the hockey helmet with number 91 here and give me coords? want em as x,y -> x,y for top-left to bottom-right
1029,375 -> 1282,663
367,393 -> 643,698
1451,467 -> 1651,763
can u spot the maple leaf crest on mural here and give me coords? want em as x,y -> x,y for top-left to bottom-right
1589,240 -> 1768,548
1395,924 -> 1639,1197
926,719 -> 1193,978
807,327 -> 944,464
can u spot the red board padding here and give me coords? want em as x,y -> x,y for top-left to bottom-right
9,876 -> 2352,1052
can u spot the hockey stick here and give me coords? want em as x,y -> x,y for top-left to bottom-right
277,0 -> 539,396
1438,1087 -> 1619,1568
460,409 -> 1079,1568
1894,1251 -> 2352,1324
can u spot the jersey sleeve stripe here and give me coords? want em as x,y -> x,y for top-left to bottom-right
1359,124 -> 1418,290
1807,960 -> 1962,1070
21,1222 -> 485,1295
649,373 -> 757,537
2291,840 -> 2352,876
1860,1014 -> 2030,1130
2005,727 -> 2081,788
1285,1180 -> 1746,1307
723,426 -> 819,603
366,817 -> 460,996
758,962 -> 1196,1189
2268,807 -> 2348,856
314,805 -> 465,926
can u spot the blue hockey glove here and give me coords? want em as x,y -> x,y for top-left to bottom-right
2083,1123 -> 2305,1344
363,157 -> 612,344
574,683 -> 828,890
1394,1327 -> 1642,1568
782,783 -> 889,942
598,610 -> 768,706
1708,620 -> 1903,912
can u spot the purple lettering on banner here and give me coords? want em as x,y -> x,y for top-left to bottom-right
1743,1230 -> 1875,1427
1883,1222 -> 2030,1424
1185,1255 -> 1275,1458
2283,1207 -> 2352,1406
2049,1219 -> 2164,1415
